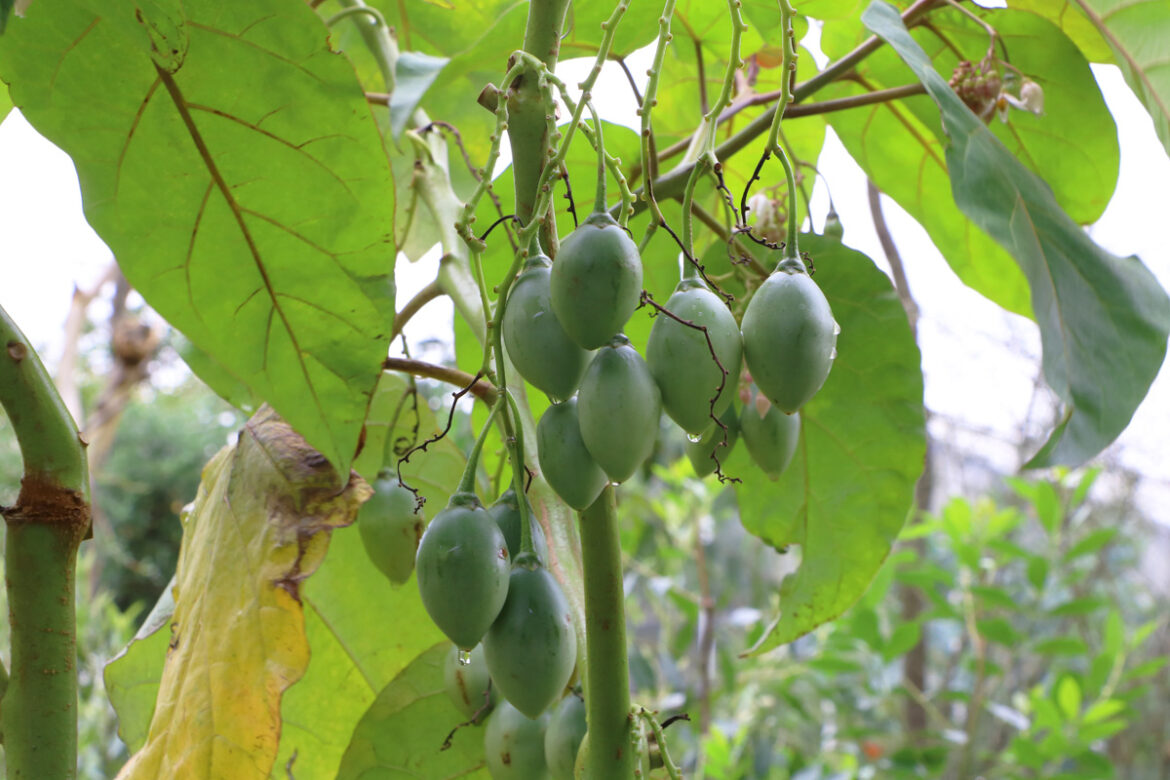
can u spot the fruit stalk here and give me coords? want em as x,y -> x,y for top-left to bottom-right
578,486 -> 634,779
0,304 -> 90,780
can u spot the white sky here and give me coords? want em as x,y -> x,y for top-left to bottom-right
1,56 -> 1167,522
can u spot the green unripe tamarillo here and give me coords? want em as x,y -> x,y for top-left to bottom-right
537,399 -> 608,511
489,489 -> 549,564
686,406 -> 739,478
740,258 -> 838,413
443,643 -> 496,721
549,212 -> 643,350
502,253 -> 590,402
484,555 -> 577,719
577,334 -> 662,483
357,469 -> 424,585
484,700 -> 550,779
740,399 -> 801,478
544,692 -> 587,780
415,492 -> 510,650
646,277 -> 743,435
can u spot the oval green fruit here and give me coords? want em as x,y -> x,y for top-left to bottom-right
415,493 -> 510,650
544,693 -> 587,780
646,279 -> 742,435
740,401 -> 801,478
537,400 -> 608,511
686,406 -> 739,478
740,262 -> 837,413
484,556 -> 577,719
503,253 -> 590,402
444,643 -> 496,721
490,489 -> 549,564
357,469 -> 425,585
549,212 -> 643,349
577,335 -> 661,483
485,700 -> 550,780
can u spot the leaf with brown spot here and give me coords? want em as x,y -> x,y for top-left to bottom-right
113,407 -> 369,780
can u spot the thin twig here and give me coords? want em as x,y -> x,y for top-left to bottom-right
391,279 -> 445,340
382,358 -> 498,404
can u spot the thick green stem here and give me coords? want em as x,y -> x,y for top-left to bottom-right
0,304 -> 89,779
456,401 -> 502,495
508,0 -> 571,226
578,486 -> 633,779
589,102 -> 608,215
4,524 -> 81,779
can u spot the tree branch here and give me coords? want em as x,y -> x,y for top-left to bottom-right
382,357 -> 498,404
625,0 -> 941,214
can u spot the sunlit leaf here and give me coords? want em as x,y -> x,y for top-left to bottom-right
1006,1 -> 1112,61
0,0 -> 397,476
336,643 -> 488,778
1072,0 -> 1170,158
734,235 -> 925,654
864,0 -> 1170,467
1055,674 -> 1082,720
113,408 -> 369,779
565,0 -> 661,58
825,66 -> 1032,316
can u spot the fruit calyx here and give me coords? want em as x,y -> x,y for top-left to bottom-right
446,491 -> 483,511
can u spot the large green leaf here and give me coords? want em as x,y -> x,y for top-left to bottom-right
925,8 -> 1120,224
863,0 -> 1170,466
1007,1 -> 1112,61
336,643 -> 488,779
734,234 -> 925,653
0,0 -> 396,476
826,78 -> 1031,315
565,0 -> 662,58
1071,0 -> 1170,158
826,8 -> 1120,318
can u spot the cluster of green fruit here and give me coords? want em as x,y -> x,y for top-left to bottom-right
504,210 -> 838,499
357,479 -> 585,776
445,645 -> 589,778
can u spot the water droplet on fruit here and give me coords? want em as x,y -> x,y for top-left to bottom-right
833,320 -> 842,336
610,481 -> 622,487
829,347 -> 838,360
458,649 -> 473,666
686,432 -> 703,443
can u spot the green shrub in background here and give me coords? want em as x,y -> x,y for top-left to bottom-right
621,464 -> 1167,779
92,384 -> 243,610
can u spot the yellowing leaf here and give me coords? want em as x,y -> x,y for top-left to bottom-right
116,407 -> 370,780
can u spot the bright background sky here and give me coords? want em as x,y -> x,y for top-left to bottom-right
1,40 -> 1168,522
